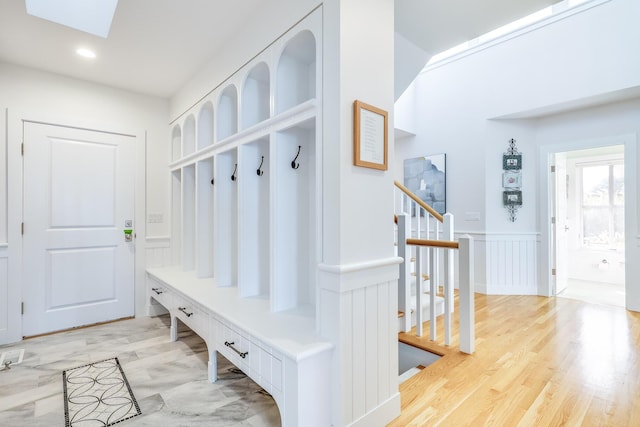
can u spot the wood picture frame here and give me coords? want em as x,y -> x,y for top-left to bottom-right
353,100 -> 388,170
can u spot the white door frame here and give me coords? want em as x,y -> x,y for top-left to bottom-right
6,109 -> 147,343
538,133 -> 638,311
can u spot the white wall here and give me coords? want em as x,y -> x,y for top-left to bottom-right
394,0 -> 640,297
0,61 -> 170,343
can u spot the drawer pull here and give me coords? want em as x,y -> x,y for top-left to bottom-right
178,307 -> 193,317
225,341 -> 248,359
151,287 -> 163,295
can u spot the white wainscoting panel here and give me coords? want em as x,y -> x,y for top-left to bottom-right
318,259 -> 401,427
145,236 -> 172,268
0,246 -> 8,337
460,232 -> 539,295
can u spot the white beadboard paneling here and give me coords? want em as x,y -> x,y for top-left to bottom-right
349,280 -> 399,423
459,232 -> 539,295
318,260 -> 401,426
351,279 -> 400,426
0,249 -> 7,334
146,236 -> 171,268
364,284 -> 378,412
351,286 -> 366,419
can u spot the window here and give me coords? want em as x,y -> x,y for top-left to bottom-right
579,162 -> 624,249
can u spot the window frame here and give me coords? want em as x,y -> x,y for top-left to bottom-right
577,158 -> 624,250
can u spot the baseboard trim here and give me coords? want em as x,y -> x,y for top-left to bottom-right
349,392 -> 401,427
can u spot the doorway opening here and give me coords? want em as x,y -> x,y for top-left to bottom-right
552,145 -> 625,308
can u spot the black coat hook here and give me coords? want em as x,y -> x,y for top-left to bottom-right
210,178 -> 214,185
291,145 -> 301,169
231,163 -> 237,181
256,156 -> 264,176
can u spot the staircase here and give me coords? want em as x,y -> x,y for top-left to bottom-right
394,180 -> 475,354
396,260 -> 445,333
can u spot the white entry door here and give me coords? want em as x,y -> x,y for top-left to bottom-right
22,122 -> 135,337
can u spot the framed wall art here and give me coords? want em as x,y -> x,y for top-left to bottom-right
403,154 -> 446,215
503,154 -> 522,170
502,171 -> 522,188
503,190 -> 523,206
502,138 -> 522,222
353,100 -> 388,170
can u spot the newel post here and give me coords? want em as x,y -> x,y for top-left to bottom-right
443,213 -> 454,345
458,234 -> 475,354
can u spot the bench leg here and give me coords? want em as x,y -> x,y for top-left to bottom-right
170,315 -> 178,342
208,350 -> 218,383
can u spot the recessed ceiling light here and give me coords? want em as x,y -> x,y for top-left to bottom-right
76,48 -> 96,59
26,0 -> 118,38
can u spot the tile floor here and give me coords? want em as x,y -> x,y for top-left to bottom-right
0,315 -> 281,426
557,278 -> 625,308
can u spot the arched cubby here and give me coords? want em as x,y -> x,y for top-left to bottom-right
198,102 -> 214,151
216,85 -> 238,141
275,30 -> 316,114
171,125 -> 181,162
242,63 -> 270,130
183,115 -> 196,157
238,137 -> 270,298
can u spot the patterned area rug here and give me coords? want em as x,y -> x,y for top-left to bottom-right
63,358 -> 141,427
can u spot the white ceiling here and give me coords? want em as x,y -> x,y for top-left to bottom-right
0,0 -> 561,99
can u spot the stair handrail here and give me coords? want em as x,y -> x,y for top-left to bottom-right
394,180 -> 443,223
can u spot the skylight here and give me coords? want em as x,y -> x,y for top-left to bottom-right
25,0 -> 118,38
425,0 -> 592,67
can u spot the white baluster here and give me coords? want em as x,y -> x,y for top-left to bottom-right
415,246 -> 423,337
429,246 -> 437,341
443,213 -> 454,346
397,214 -> 411,333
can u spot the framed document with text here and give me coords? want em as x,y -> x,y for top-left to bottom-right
353,100 -> 388,170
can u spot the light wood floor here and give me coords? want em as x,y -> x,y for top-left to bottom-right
390,294 -> 640,426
